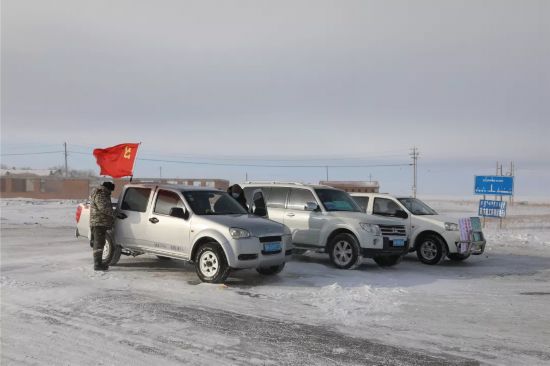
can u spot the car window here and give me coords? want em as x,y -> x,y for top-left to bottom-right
287,189 -> 316,211
154,190 -> 184,215
121,187 -> 151,212
373,198 -> 401,216
182,190 -> 247,215
315,189 -> 361,212
265,187 -> 289,208
353,196 -> 369,212
397,198 -> 438,215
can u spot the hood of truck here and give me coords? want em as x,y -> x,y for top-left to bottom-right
324,211 -> 400,225
413,214 -> 459,228
199,214 -> 286,237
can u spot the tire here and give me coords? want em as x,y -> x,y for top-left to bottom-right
102,233 -> 122,266
328,233 -> 361,269
373,255 -> 403,267
448,253 -> 471,261
416,234 -> 448,265
194,242 -> 230,283
156,256 -> 172,261
256,262 -> 285,275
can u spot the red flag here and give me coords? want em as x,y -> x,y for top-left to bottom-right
93,143 -> 139,178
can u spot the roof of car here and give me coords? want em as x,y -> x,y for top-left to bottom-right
350,192 -> 413,199
124,183 -> 221,192
241,182 -> 336,189
350,192 -> 392,197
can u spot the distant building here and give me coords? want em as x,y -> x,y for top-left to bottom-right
1,172 -> 230,200
1,168 -> 56,177
1,173 -> 91,199
319,180 -> 380,193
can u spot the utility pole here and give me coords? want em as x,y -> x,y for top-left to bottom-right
410,147 -> 419,198
159,166 -> 162,179
325,166 -> 329,181
63,142 -> 68,177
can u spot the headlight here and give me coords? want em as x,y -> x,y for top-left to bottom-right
444,222 -> 459,231
229,227 -> 251,239
360,223 -> 381,236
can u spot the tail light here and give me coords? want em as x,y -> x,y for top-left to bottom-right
76,205 -> 82,223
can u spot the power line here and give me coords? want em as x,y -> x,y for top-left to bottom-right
0,151 -> 64,156
3,148 -> 412,169
63,143 -> 409,162
137,157 -> 411,168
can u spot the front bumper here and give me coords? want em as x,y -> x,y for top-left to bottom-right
361,237 -> 409,258
443,230 -> 486,255
456,238 -> 486,256
229,234 -> 290,269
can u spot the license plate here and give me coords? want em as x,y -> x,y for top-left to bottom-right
392,239 -> 405,247
263,242 -> 281,252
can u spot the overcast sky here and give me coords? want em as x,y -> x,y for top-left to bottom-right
1,0 -> 549,197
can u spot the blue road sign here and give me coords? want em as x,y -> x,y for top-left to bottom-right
478,200 -> 507,218
474,175 -> 514,196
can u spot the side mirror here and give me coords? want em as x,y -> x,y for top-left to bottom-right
305,201 -> 319,211
395,210 -> 408,219
169,207 -> 189,220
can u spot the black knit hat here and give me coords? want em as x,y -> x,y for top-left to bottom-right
102,181 -> 115,191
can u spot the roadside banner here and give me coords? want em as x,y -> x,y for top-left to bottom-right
478,199 -> 507,218
458,218 -> 472,253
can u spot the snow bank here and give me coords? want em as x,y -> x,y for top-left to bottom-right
0,199 -> 79,227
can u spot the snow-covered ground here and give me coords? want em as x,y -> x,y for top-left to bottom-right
1,198 -> 549,365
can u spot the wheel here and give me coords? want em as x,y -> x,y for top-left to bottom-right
256,262 -> 285,275
416,234 -> 448,265
194,242 -> 230,283
102,233 -> 122,266
156,256 -> 172,261
328,233 -> 361,269
373,255 -> 402,267
448,253 -> 471,261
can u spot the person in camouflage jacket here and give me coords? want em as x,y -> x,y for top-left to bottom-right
90,181 -> 115,271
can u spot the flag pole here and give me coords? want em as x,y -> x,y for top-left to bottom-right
129,142 -> 142,183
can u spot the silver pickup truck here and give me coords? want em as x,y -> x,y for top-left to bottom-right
76,184 -> 291,283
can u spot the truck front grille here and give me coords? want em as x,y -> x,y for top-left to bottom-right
378,225 -> 407,237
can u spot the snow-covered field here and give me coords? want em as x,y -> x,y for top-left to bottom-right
1,198 -> 550,365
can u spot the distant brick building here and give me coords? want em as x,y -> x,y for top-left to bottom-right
1,172 -> 230,200
319,180 -> 380,193
0,175 -> 91,199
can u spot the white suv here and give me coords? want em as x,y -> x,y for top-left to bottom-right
237,182 -> 409,269
351,193 -> 486,264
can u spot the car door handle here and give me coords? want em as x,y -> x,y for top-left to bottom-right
117,212 -> 127,219
149,217 -> 159,224
286,213 -> 295,217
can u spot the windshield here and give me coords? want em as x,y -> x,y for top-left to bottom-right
182,190 -> 248,215
315,189 -> 361,212
397,198 -> 438,215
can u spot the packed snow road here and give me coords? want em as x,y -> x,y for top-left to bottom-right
1,199 -> 550,365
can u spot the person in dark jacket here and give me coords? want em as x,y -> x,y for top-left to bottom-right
227,184 -> 248,211
89,181 -> 115,271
